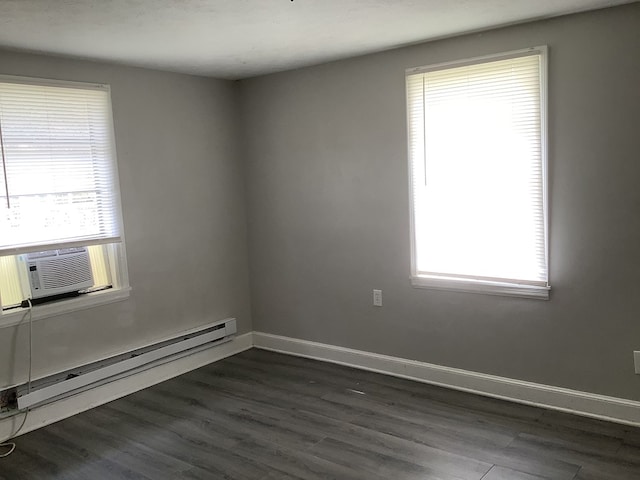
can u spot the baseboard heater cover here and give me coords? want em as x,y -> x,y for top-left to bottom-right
16,317 -> 237,410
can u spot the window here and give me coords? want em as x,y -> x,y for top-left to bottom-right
406,47 -> 549,299
0,75 -> 129,318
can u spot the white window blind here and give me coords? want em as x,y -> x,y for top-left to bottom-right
407,48 -> 548,296
0,77 -> 122,256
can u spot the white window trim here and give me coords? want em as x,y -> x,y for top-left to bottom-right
0,74 -> 131,316
0,241 -> 131,323
411,275 -> 550,300
406,46 -> 550,300
0,286 -> 131,329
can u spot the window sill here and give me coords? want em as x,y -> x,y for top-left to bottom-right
411,275 -> 550,300
0,287 -> 132,329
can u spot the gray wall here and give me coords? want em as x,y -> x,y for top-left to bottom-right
2,3 -> 639,403
240,4 -> 640,400
0,51 -> 252,386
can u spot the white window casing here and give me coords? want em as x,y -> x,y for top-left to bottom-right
0,75 -> 130,319
406,47 -> 549,299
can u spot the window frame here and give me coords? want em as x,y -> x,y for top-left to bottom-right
406,46 -> 550,300
0,75 -> 130,324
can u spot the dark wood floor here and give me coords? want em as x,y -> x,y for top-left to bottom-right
2,348 -> 640,479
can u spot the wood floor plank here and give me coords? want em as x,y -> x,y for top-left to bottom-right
0,445 -> 61,480
348,410 -> 580,480
535,410 -> 629,440
47,414 -> 198,479
481,465 -> 549,480
1,349 -> 640,479
232,437 -> 381,480
118,386 -> 330,452
185,367 -> 365,422
509,431 -> 638,468
322,416 -> 493,479
92,403 -> 270,480
12,427 -> 150,480
572,463 -> 640,480
310,436 -> 469,480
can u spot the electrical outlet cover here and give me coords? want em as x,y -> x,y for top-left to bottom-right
373,289 -> 382,307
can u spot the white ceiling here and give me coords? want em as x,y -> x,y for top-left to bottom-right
0,0 -> 634,79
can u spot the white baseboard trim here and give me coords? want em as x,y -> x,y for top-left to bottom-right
0,332 -> 253,442
253,331 -> 640,427
4,330 -> 639,442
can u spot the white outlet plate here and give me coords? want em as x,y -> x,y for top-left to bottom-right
634,351 -> 640,374
373,289 -> 382,307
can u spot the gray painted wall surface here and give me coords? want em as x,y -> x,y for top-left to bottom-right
1,3 -> 639,403
0,52 -> 252,386
241,4 -> 640,400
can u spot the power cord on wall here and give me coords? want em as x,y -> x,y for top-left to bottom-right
0,299 -> 33,458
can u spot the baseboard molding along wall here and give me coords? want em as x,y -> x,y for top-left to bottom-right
4,329 -> 640,443
252,331 -> 640,427
0,332 -> 253,442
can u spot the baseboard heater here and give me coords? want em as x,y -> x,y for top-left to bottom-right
16,317 -> 237,410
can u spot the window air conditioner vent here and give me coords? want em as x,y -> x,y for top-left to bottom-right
24,247 -> 94,299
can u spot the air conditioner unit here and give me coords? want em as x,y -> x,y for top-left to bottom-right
24,247 -> 94,299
